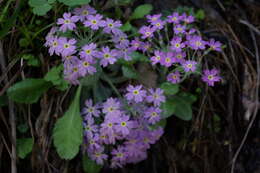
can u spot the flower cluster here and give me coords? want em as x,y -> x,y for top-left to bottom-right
44,5 -> 135,85
81,85 -> 166,168
135,12 -> 222,86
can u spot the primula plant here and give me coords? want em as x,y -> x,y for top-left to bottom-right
14,2 -> 223,172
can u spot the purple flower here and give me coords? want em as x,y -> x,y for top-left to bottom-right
140,42 -> 151,52
87,133 -> 101,150
167,12 -> 182,24
208,39 -> 222,52
130,38 -> 142,51
173,24 -> 186,34
78,59 -> 97,76
116,44 -> 133,61
112,32 -> 129,47
57,13 -> 79,32
102,98 -> 121,117
182,13 -> 195,23
111,146 -> 128,167
202,68 -> 221,86
64,63 -> 81,85
83,117 -> 98,138
84,14 -> 106,30
100,119 -> 117,144
182,60 -> 197,72
62,53 -> 78,66
89,147 -> 108,165
144,107 -> 161,124
173,51 -> 186,64
170,36 -> 185,52
82,99 -> 100,118
46,36 -> 60,56
139,26 -> 155,39
151,20 -> 165,30
125,85 -> 147,103
103,18 -> 122,35
146,88 -> 166,106
167,71 -> 181,84
151,50 -> 163,65
151,127 -> 164,141
187,35 -> 207,50
73,5 -> 96,22
79,43 -> 97,60
146,14 -> 162,23
96,47 -> 118,67
115,115 -> 134,136
57,37 -> 77,57
160,52 -> 175,67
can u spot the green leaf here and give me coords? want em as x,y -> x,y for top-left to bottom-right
22,54 -> 41,67
80,67 -> 101,86
32,3 -> 52,16
17,124 -> 29,133
28,0 -> 52,16
161,98 -> 176,118
93,82 -> 112,102
160,82 -> 179,95
44,65 -> 69,91
17,138 -> 33,159
120,21 -> 132,32
0,95 -> 8,107
149,118 -> 167,130
122,65 -> 139,79
53,86 -> 83,159
19,38 -> 30,47
195,9 -> 205,20
83,155 -> 102,173
7,78 -> 52,104
171,96 -> 193,121
58,0 -> 90,6
130,4 -> 153,20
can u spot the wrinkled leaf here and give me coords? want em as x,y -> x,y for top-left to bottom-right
53,86 -> 83,159
58,0 -> 90,6
160,82 -> 179,95
44,64 -> 69,90
171,96 -> 193,121
83,155 -> 102,173
161,98 -> 176,118
122,65 -> 139,79
7,78 -> 52,104
17,138 -> 33,159
130,4 -> 153,20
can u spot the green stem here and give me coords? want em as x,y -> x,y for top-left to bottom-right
101,74 -> 122,98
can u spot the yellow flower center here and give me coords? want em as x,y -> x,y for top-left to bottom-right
195,41 -> 202,46
91,20 -> 97,24
133,90 -> 139,95
108,23 -> 113,27
85,49 -> 91,54
187,64 -> 193,68
145,32 -> 151,36
104,53 -> 110,58
83,62 -> 89,67
73,67 -> 78,72
208,75 -> 214,80
121,122 -> 127,127
172,17 -> 177,21
108,123 -> 113,127
88,108 -> 93,112
64,44 -> 70,49
108,107 -> 114,112
53,41 -> 58,46
172,75 -> 177,79
156,23 -> 161,27
151,112 -> 158,116
117,153 -> 124,157
175,43 -> 180,48
64,19 -> 70,24
165,58 -> 171,63
82,10 -> 89,15
156,56 -> 161,60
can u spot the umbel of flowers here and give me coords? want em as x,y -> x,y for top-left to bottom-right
137,13 -> 222,86
44,5 -> 221,87
81,84 -> 166,168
